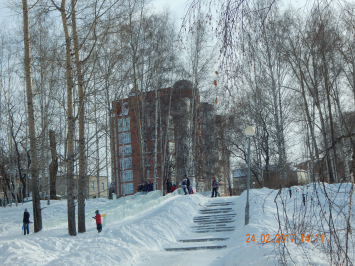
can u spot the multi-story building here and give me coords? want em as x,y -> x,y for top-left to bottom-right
111,80 -> 231,197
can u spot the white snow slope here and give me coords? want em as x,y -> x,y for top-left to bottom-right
0,184 -> 354,266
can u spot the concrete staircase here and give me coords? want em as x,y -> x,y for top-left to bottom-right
164,200 -> 236,252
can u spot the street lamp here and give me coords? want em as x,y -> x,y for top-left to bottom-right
244,126 -> 255,225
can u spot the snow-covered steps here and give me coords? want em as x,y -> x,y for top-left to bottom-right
164,198 -> 237,252
178,238 -> 230,243
194,227 -> 234,233
164,245 -> 227,251
199,208 -> 233,214
205,202 -> 234,207
194,220 -> 236,225
194,214 -> 236,222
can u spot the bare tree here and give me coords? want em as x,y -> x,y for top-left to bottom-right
22,0 -> 42,232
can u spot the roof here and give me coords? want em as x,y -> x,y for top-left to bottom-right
233,169 -> 247,178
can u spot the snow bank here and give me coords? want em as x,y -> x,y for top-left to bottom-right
0,184 -> 353,266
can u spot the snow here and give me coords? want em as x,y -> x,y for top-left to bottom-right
0,184 -> 354,266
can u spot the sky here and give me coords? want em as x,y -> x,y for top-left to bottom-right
0,0 -> 311,27
0,0 -> 189,25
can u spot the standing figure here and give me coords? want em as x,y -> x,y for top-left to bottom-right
166,179 -> 172,193
181,178 -> 188,195
211,177 -> 219,197
93,210 -> 102,233
148,181 -> 153,192
143,182 -> 149,194
137,182 -> 143,192
185,175 -> 191,193
23,208 -> 30,235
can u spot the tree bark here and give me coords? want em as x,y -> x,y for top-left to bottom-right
49,130 -> 58,200
71,0 -> 86,234
22,0 -> 42,232
57,0 -> 77,236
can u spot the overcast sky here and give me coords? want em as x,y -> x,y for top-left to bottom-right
0,0 -> 311,27
0,0 -> 190,26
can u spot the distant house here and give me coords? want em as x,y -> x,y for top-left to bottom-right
294,158 -> 353,183
56,175 -> 108,199
232,164 -> 309,194
288,167 -> 308,186
232,168 -> 259,195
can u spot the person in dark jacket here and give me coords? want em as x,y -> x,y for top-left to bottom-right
166,179 -> 172,193
143,182 -> 149,194
23,208 -> 30,235
211,177 -> 219,197
148,182 -> 153,192
137,182 -> 143,192
93,210 -> 102,233
185,175 -> 191,193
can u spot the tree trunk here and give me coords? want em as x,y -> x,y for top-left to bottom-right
71,0 -> 86,234
49,130 -> 58,200
59,0 -> 76,236
22,0 -> 42,232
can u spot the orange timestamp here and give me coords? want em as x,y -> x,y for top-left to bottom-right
246,233 -> 324,243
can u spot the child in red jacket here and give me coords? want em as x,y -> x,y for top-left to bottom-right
93,210 -> 102,233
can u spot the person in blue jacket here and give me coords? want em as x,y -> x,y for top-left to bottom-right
23,208 -> 30,235
143,182 -> 149,194
181,178 -> 188,195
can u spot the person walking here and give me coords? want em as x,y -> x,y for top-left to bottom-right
93,210 -> 102,233
211,177 -> 219,197
23,208 -> 30,235
181,178 -> 188,195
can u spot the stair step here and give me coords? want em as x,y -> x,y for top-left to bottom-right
207,202 -> 234,205
191,225 -> 229,229
199,212 -> 233,214
165,245 -> 227,251
194,213 -> 236,219
200,208 -> 232,212
195,226 -> 235,230
195,220 -> 236,225
208,201 -> 234,204
179,238 -> 230,243
194,229 -> 235,233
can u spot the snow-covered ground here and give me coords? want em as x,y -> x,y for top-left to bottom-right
0,184 -> 354,266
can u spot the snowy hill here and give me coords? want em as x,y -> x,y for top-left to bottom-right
0,184 -> 354,266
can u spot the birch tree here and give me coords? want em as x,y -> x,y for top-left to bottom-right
22,0 -> 42,232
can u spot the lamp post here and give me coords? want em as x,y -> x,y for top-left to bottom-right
245,126 -> 255,225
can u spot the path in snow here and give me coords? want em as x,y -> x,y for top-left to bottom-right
164,199 -> 236,251
130,196 -> 239,266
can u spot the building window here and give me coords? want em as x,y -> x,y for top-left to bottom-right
121,170 -> 133,182
124,183 -> 133,194
121,183 -> 124,195
92,182 -> 95,191
102,182 -> 105,191
120,158 -> 132,169
118,117 -> 130,132
119,132 -> 131,144
119,145 -> 132,157
147,170 -> 150,179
